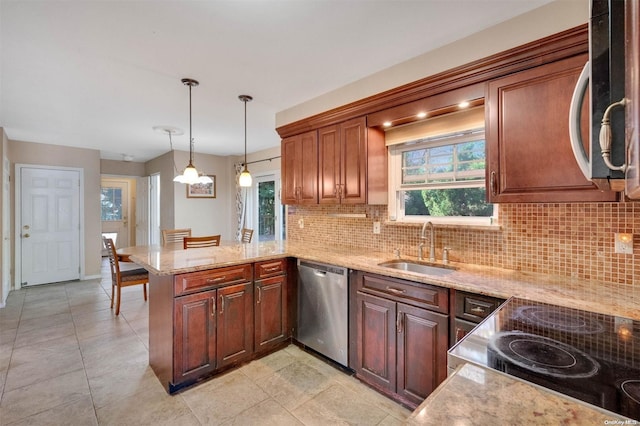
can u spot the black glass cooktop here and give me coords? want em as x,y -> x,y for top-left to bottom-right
448,298 -> 640,420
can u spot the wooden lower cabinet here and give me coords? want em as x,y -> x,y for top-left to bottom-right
396,302 -> 448,406
174,290 -> 217,384
255,275 -> 288,353
355,273 -> 449,409
216,282 -> 254,369
150,259 -> 291,393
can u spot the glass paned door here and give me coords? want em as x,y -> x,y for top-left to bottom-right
100,179 -> 130,251
254,174 -> 283,241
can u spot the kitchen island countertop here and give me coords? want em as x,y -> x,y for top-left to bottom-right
406,363 -> 630,425
123,240 -> 639,321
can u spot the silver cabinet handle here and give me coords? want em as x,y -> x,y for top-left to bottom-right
599,98 -> 629,172
386,286 -> 406,295
219,295 -> 224,315
256,286 -> 262,304
490,171 -> 498,196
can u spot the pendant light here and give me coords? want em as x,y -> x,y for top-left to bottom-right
238,94 -> 253,187
174,78 -> 212,185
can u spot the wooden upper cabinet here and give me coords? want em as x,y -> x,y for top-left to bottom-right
626,0 -> 640,199
282,117 -> 386,205
281,130 -> 318,204
318,117 -> 367,204
486,53 -> 618,203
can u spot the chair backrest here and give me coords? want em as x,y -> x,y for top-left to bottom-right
162,228 -> 192,245
241,228 -> 254,243
183,235 -> 221,249
102,237 -> 121,282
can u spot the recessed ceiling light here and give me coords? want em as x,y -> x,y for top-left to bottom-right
383,121 -> 392,127
458,101 -> 470,108
417,112 -> 427,119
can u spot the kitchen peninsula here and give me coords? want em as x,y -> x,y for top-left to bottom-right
123,240 -> 639,392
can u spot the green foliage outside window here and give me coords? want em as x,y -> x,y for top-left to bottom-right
400,135 -> 493,218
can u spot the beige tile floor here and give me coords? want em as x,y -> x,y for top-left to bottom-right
0,261 -> 411,425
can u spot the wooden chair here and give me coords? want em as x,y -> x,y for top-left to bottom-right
103,237 -> 148,316
241,228 -> 254,243
183,235 -> 221,249
161,228 -> 191,245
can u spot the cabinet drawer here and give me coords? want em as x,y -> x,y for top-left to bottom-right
174,264 -> 253,296
358,273 -> 448,314
455,291 -> 503,323
254,259 -> 286,279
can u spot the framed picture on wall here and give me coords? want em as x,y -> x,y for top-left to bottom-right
186,176 -> 216,198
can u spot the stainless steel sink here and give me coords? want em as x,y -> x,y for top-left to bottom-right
377,259 -> 456,276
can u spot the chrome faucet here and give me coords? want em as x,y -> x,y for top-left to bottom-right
418,221 -> 435,262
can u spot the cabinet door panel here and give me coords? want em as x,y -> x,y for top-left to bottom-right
255,275 -> 288,352
174,290 -> 216,383
281,136 -> 299,204
355,292 -> 396,394
341,117 -> 367,204
217,282 -> 254,368
281,131 -> 318,205
396,303 -> 448,407
299,131 -> 319,204
318,125 -> 341,203
487,54 -> 617,202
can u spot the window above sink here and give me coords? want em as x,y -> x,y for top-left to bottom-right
386,106 -> 498,227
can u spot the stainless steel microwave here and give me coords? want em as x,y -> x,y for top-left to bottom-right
569,0 -> 627,190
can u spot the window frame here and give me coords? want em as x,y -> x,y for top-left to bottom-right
388,128 -> 498,226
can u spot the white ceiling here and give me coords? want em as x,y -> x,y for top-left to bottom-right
1,0 -> 552,162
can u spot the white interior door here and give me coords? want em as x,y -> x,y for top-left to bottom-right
101,178 -> 130,249
2,157 -> 11,303
136,176 -> 150,246
20,167 -> 80,286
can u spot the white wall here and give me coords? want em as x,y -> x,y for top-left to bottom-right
276,0 -> 589,127
7,139 -> 103,279
172,150 -> 235,240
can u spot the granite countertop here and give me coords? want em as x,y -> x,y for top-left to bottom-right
123,240 -> 639,422
123,240 -> 639,321
405,363 -> 630,425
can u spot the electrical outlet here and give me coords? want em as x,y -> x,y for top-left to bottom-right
298,218 -> 304,229
373,221 -> 381,234
614,233 -> 633,254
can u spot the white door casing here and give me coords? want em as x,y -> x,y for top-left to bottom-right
2,157 -> 11,304
136,176 -> 150,246
19,166 -> 81,286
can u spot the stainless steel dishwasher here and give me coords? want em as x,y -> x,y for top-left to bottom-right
296,260 -> 348,367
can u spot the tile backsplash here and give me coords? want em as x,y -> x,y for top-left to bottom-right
286,202 -> 639,287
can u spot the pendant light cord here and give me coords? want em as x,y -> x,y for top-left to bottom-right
244,99 -> 248,170
188,82 -> 194,165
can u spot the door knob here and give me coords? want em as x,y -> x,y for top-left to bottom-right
23,233 -> 30,238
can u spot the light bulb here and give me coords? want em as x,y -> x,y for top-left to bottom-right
239,169 -> 252,187
182,166 -> 199,184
